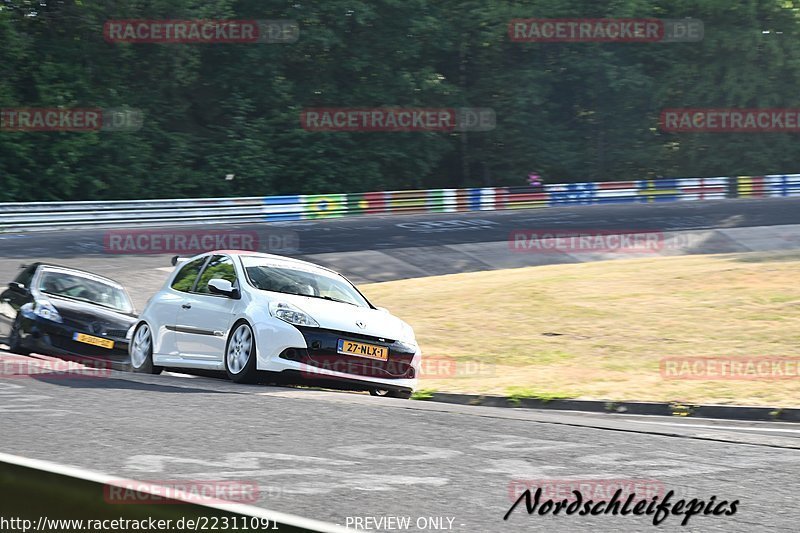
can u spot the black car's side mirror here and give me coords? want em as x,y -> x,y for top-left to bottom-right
207,279 -> 240,299
8,282 -> 28,295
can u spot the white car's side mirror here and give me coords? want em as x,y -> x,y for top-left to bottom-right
208,279 -> 239,298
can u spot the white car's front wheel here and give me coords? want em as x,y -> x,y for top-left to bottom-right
369,389 -> 412,399
130,323 -> 162,374
225,321 -> 258,384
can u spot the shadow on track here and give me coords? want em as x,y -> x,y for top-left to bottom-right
27,373 -> 235,394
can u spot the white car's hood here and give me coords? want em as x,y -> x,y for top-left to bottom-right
266,293 -> 413,342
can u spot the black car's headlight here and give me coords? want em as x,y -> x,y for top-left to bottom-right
34,300 -> 63,323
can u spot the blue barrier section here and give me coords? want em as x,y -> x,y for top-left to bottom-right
546,182 -> 597,206
263,195 -> 303,221
767,174 -> 800,197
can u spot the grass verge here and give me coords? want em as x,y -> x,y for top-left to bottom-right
360,251 -> 800,407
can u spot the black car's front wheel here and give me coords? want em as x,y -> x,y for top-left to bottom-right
7,315 -> 30,355
130,323 -> 162,374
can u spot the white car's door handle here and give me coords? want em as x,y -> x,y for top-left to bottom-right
181,303 -> 192,309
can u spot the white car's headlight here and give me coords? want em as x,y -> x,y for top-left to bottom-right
400,321 -> 417,344
269,302 -> 319,327
34,300 -> 63,323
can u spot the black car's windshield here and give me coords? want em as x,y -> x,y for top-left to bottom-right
241,256 -> 369,308
37,270 -> 134,314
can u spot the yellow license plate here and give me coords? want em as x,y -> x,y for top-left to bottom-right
337,339 -> 388,361
73,332 -> 115,350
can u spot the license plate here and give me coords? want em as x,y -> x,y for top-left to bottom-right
337,339 -> 388,361
73,332 -> 115,350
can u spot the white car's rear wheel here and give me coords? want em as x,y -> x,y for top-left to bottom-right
130,324 -> 162,374
225,322 -> 258,384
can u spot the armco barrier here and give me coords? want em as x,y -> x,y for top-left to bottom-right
0,175 -> 796,232
736,174 -> 800,198
0,451 -> 348,532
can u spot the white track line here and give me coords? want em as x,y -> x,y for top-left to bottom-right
623,420 -> 800,435
0,451 -> 351,533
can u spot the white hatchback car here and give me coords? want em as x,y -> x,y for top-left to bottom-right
128,251 -> 420,398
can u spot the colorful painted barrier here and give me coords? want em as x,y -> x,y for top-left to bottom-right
737,174 -> 800,198
0,175 -> 792,231
283,176 -> 732,220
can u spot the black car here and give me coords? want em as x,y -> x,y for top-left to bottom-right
0,263 -> 137,358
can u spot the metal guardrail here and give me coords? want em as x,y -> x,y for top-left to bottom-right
0,451 -> 349,532
1,175 -> 798,232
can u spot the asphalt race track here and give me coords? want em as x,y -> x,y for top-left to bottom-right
2,198 -> 800,532
0,361 -> 798,532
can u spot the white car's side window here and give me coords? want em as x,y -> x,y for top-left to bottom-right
195,255 -> 237,295
170,257 -> 207,293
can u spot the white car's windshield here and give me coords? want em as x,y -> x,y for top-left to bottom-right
240,256 -> 370,308
38,270 -> 134,314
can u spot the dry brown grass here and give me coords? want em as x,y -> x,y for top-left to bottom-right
360,251 -> 800,406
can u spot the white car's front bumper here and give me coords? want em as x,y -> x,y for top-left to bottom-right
253,319 -> 420,391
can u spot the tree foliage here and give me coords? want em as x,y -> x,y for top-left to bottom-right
1,0 -> 799,201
